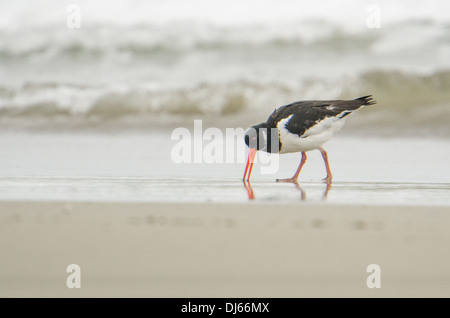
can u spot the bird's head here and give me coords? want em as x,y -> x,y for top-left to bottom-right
243,123 -> 279,181
244,122 -> 269,152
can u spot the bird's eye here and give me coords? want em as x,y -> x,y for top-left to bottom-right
244,127 -> 258,148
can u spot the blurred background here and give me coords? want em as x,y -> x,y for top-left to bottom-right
2,1 -> 450,299
0,0 -> 449,136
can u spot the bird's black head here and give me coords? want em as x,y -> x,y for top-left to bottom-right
244,123 -> 280,153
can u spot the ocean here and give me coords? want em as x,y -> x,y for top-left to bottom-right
1,0 -> 449,135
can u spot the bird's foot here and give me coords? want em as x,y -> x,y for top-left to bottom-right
276,178 -> 299,184
322,176 -> 332,184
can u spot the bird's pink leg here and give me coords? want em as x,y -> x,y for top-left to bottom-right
276,152 -> 307,183
319,148 -> 333,183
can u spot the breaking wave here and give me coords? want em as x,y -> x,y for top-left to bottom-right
1,70 -> 449,134
1,2 -> 449,135
1,19 -> 449,61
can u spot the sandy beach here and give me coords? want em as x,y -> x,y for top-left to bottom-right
0,200 -> 449,298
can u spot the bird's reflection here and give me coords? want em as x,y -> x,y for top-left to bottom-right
243,180 -> 331,201
292,181 -> 307,201
243,180 -> 255,200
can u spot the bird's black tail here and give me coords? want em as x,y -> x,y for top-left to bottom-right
355,95 -> 376,106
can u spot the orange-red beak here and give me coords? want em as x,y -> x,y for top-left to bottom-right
243,148 -> 257,181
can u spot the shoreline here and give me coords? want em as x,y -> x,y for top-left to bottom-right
1,200 -> 449,297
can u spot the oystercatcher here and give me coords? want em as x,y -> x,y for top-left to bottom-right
243,95 -> 376,183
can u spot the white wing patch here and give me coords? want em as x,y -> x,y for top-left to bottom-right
338,111 -> 351,119
276,112 -> 352,154
302,116 -> 344,138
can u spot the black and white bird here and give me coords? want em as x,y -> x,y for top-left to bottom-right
243,95 -> 376,183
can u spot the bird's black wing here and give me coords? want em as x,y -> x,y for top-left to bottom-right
266,95 -> 375,137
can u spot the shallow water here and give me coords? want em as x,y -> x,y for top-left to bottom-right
0,130 -> 448,206
0,176 -> 448,206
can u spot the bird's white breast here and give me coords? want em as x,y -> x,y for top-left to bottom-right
277,115 -> 348,154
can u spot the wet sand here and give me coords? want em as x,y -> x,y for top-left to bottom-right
0,200 -> 449,297
0,131 -> 449,205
